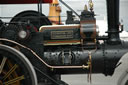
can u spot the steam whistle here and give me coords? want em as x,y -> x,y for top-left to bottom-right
84,4 -> 88,11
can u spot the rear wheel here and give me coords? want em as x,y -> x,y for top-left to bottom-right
0,44 -> 37,85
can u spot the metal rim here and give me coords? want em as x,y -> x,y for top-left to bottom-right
0,44 -> 38,85
117,69 -> 128,85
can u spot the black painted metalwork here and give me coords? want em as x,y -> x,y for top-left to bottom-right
0,0 -> 128,85
106,0 -> 121,45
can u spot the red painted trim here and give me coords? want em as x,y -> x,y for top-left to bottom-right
0,0 -> 52,4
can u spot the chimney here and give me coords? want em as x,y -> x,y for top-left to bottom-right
106,0 -> 121,45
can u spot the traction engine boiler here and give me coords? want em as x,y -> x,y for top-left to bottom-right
0,0 -> 128,85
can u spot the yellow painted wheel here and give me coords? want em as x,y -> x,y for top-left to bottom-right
0,44 -> 37,85
0,58 -> 23,85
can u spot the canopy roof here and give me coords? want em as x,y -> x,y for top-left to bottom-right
0,0 -> 53,4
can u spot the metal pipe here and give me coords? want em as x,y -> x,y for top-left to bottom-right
106,0 -> 121,45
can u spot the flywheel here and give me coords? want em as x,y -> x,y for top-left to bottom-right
0,44 -> 37,85
10,10 -> 52,31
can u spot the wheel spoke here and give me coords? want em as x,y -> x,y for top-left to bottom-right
3,75 -> 25,85
3,64 -> 18,80
0,57 -> 7,74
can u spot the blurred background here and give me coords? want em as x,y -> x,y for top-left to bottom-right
0,0 -> 128,34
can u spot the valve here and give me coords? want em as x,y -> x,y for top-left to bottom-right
89,0 -> 94,11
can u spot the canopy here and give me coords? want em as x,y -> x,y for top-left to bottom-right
0,0 -> 53,4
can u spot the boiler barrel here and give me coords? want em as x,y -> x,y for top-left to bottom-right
44,42 -> 128,76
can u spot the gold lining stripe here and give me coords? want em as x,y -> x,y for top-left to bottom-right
44,40 -> 81,46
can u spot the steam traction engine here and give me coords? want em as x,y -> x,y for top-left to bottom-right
0,0 -> 128,85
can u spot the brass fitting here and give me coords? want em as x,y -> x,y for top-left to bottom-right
89,0 -> 93,11
84,4 -> 88,11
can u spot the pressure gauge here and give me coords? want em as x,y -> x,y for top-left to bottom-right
18,30 -> 29,40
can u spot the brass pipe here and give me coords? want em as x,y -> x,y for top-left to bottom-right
0,38 -> 90,69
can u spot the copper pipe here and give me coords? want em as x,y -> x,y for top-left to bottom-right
0,38 -> 89,69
